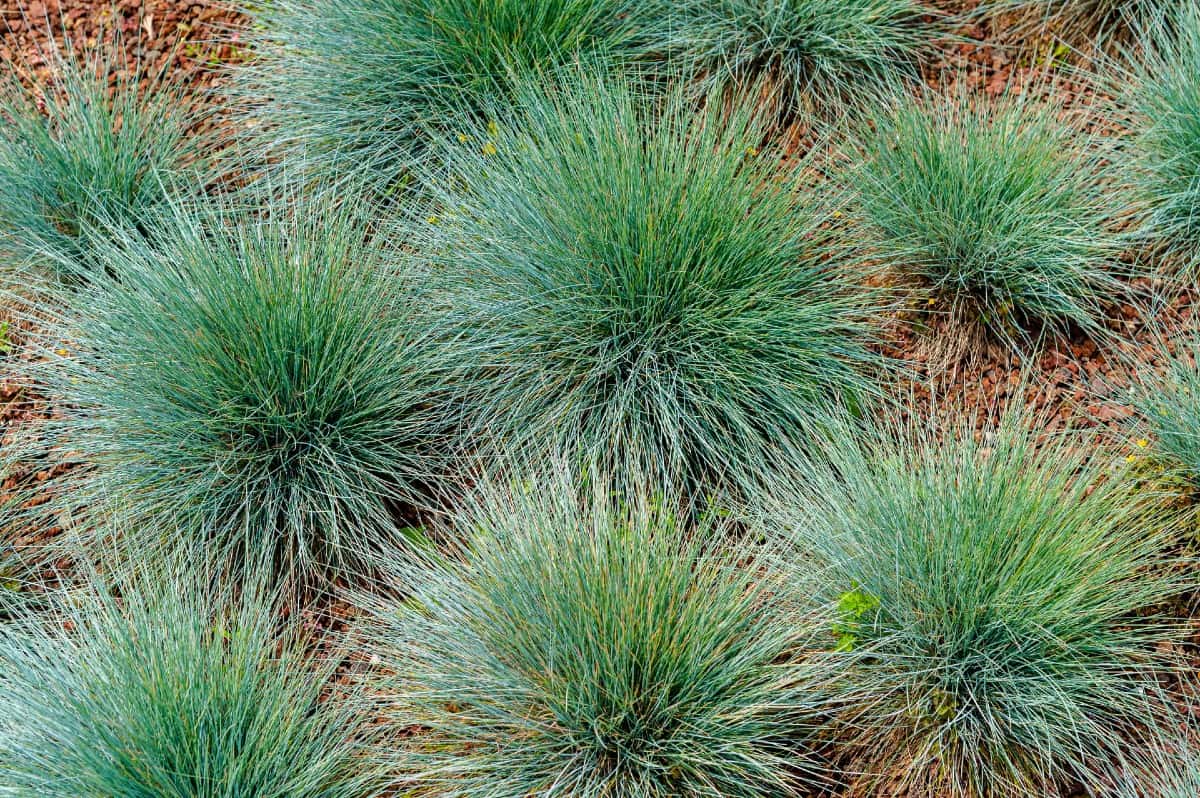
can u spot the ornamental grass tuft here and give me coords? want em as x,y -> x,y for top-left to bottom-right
653,0 -> 939,112
358,465 -> 830,797
1126,1 -> 1200,270
855,89 -> 1123,343
761,404 -> 1187,797
0,561 -> 372,797
424,70 -> 886,499
0,33 -> 204,283
18,188 -> 454,588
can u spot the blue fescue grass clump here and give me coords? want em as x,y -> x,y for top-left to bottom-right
423,71 -> 886,498
241,0 -> 651,196
762,405 -> 1187,797
653,0 -> 939,112
1132,337 -> 1200,485
0,562 -> 372,797
0,35 -> 203,283
358,466 -> 830,797
20,189 -> 454,587
1127,1 -> 1200,270
855,89 -> 1123,343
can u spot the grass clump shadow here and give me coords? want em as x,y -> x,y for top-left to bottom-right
854,88 -> 1126,347
0,558 -> 373,797
423,68 -> 889,502
760,402 -> 1189,797
356,462 -> 833,797
16,186 -> 457,591
0,29 -> 207,285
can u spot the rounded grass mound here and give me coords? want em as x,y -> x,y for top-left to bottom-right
426,72 -> 886,498
0,565 -> 370,798
28,191 -> 452,586
855,90 -> 1123,343
1128,1 -> 1200,270
360,469 -> 828,797
657,0 -> 938,112
0,37 -> 202,283
243,0 -> 650,196
764,407 -> 1186,797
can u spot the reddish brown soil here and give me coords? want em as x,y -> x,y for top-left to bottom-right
1,0 -> 245,81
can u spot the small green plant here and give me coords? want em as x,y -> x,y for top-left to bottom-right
0,33 -> 204,283
19,188 -> 455,588
358,465 -> 830,796
0,561 -> 372,797
763,404 -> 1187,797
654,0 -> 939,112
240,0 -> 652,196
831,583 -> 879,652
424,69 -> 886,499
855,89 -> 1123,343
1126,1 -> 1200,270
